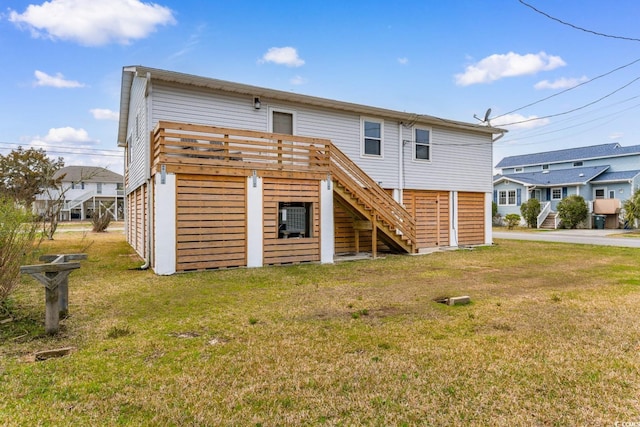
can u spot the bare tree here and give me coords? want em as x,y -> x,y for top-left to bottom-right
39,167 -> 104,240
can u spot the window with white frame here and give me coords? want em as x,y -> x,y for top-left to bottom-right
514,167 -> 524,173
594,188 -> 605,199
551,187 -> 562,200
498,190 -> 517,206
609,190 -> 615,199
414,127 -> 431,161
542,164 -> 549,170
362,118 -> 383,156
270,109 -> 295,135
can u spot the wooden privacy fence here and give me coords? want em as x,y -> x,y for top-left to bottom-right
152,121 -> 331,178
20,254 -> 87,334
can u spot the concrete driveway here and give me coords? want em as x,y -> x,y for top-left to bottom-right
493,228 -> 640,248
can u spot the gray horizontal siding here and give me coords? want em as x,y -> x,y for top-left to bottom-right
126,76 -> 149,193
404,128 -> 493,192
146,80 -> 492,194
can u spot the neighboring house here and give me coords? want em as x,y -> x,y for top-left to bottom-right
117,65 -> 506,275
493,143 -> 640,229
34,166 -> 125,221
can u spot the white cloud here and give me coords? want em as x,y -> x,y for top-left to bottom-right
490,113 -> 550,130
455,52 -> 566,86
90,108 -> 119,120
34,70 -> 85,88
290,75 -> 307,85
398,57 -> 409,65
9,0 -> 175,46
609,132 -> 624,140
39,127 -> 95,144
260,47 -> 305,67
534,76 -> 588,90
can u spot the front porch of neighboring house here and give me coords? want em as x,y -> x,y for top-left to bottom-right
127,122 -> 487,274
534,198 -> 622,229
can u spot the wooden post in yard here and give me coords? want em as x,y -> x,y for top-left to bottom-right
20,254 -> 87,334
39,254 -> 88,317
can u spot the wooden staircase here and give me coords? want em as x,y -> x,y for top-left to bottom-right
539,211 -> 559,229
329,144 -> 416,255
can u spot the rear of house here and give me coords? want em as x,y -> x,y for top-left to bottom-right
118,66 -> 505,274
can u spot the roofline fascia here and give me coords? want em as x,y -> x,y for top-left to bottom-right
124,65 -> 506,137
497,151 -> 640,170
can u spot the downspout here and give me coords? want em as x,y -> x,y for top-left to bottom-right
398,122 -> 404,204
140,71 -> 153,270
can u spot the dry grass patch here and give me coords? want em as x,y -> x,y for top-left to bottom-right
1,233 -> 640,425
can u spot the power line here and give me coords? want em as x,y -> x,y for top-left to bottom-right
506,95 -> 640,139
519,0 -> 640,42
0,140 -> 122,154
494,75 -> 640,126
491,57 -> 640,121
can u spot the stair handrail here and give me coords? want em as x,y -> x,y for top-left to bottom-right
537,201 -> 551,228
329,143 -> 416,247
63,190 -> 96,211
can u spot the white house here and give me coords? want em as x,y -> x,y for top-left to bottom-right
34,166 -> 124,221
117,66 -> 506,274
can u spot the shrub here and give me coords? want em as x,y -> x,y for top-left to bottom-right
504,213 -> 521,230
622,187 -> 640,228
557,195 -> 588,229
91,210 -> 112,232
520,198 -> 541,228
0,198 -> 39,303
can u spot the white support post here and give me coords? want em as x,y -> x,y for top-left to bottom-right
153,173 -> 176,275
450,191 -> 459,247
246,175 -> 264,268
485,192 -> 493,245
320,179 -> 334,264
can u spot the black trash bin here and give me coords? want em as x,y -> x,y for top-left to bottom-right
594,215 -> 605,229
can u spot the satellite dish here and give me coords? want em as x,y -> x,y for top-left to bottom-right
473,107 -> 492,125
483,108 -> 492,122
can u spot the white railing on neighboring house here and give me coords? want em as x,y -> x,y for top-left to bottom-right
554,214 -> 561,229
537,201 -> 551,228
63,190 -> 96,211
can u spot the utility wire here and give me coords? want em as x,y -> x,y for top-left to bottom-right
519,0 -> 640,42
494,75 -> 640,126
491,57 -> 640,121
0,140 -> 122,153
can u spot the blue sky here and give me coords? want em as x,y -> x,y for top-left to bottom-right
2,0 -> 640,175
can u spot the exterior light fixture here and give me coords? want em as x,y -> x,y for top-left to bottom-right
254,97 -> 261,110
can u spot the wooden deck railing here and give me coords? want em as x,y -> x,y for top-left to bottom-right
152,121 -> 331,176
329,144 -> 417,248
152,121 -> 416,250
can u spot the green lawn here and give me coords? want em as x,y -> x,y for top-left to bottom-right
1,232 -> 639,425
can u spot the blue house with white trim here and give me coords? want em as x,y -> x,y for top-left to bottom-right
493,143 -> 640,228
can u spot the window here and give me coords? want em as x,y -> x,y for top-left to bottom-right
414,127 -> 431,161
552,188 -> 562,200
542,164 -> 549,170
514,167 -> 524,173
362,118 -> 383,156
272,111 -> 294,135
609,190 -> 615,199
595,189 -> 605,199
278,202 -> 312,238
498,190 -> 516,206
573,161 -> 583,167
97,183 -> 103,195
